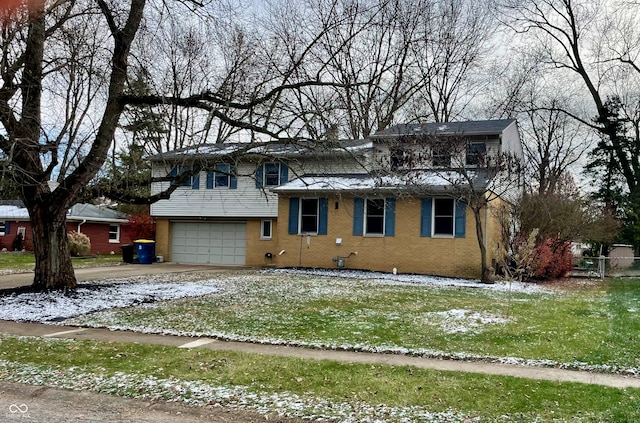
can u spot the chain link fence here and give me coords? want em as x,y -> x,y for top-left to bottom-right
572,255 -> 640,279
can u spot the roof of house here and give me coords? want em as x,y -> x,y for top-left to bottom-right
371,119 -> 517,138
147,139 -> 372,161
271,171 -> 491,194
0,203 -> 128,223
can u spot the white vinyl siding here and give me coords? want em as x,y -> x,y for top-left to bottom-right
152,163 -> 279,218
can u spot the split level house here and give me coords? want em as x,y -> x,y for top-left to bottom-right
149,119 -> 523,279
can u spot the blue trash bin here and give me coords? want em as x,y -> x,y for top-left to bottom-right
134,239 -> 156,264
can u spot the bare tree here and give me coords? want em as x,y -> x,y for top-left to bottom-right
498,0 -> 640,238
0,0 -> 378,290
375,132 -> 523,282
408,0 -> 495,122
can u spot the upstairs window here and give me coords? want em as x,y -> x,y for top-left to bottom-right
264,162 -> 281,186
256,162 -> 289,188
169,165 -> 199,189
207,164 -> 237,189
432,143 -> 451,167
466,142 -> 487,166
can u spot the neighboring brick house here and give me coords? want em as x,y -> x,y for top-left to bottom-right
150,119 -> 523,279
0,202 -> 133,254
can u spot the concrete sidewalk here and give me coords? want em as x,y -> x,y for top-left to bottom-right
1,319 -> 639,389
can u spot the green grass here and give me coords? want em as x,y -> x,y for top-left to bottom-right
0,252 -> 122,271
0,335 -> 638,422
68,272 -> 640,369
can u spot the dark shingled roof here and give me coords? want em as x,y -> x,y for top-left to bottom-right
371,119 -> 517,138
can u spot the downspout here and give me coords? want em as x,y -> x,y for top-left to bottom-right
77,219 -> 86,234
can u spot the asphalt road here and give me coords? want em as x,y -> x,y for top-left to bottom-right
0,381 -> 302,423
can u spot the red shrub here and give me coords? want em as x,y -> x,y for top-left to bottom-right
530,238 -> 573,279
125,213 -> 156,241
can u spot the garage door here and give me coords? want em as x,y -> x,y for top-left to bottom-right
171,222 -> 246,265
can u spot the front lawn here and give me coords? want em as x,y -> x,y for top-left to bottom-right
0,252 -> 122,273
1,336 -> 638,422
65,270 -> 640,372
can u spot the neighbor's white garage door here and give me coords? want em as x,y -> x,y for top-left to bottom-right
171,222 -> 246,265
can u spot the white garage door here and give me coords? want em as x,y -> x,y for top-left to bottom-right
171,222 -> 246,265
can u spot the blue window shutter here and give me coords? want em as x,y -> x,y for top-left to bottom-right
230,166 -> 238,189
353,197 -> 364,236
279,163 -> 289,185
384,198 -> 396,236
455,200 -> 467,238
169,165 -> 178,186
420,198 -> 432,237
288,197 -> 299,234
5,221 -> 9,234
191,169 -> 200,189
206,171 -> 214,189
255,165 -> 264,188
318,198 -> 328,235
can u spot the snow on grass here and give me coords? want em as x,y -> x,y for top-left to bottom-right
3,268 -> 637,376
0,358 -> 480,423
0,278 -> 220,323
269,268 -> 554,294
421,309 -> 510,334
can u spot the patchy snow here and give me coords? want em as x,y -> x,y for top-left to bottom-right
2,268 -> 637,377
0,279 -> 220,323
422,309 -> 510,334
0,358 -> 480,422
267,268 -> 554,294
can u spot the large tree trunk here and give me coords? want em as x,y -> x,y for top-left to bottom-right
472,206 -> 492,284
30,204 -> 76,290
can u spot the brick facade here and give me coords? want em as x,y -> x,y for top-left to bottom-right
0,221 -> 134,255
273,195 -> 502,279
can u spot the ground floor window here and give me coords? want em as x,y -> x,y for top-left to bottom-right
0,221 -> 5,236
420,197 -> 466,238
300,198 -> 319,233
261,219 -> 272,240
365,199 -> 385,235
433,198 -> 455,236
109,224 -> 120,242
288,197 -> 328,235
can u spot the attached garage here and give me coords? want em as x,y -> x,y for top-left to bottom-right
170,221 -> 246,265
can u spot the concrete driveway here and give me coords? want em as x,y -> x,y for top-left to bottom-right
0,263 -> 240,290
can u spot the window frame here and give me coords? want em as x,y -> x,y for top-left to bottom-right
263,162 -> 281,187
108,224 -> 121,243
365,198 -> 385,236
213,163 -> 230,188
260,219 -> 273,240
431,142 -> 452,167
433,198 -> 455,237
173,165 -> 198,188
0,221 -> 5,236
466,142 -> 487,166
299,198 -> 319,234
